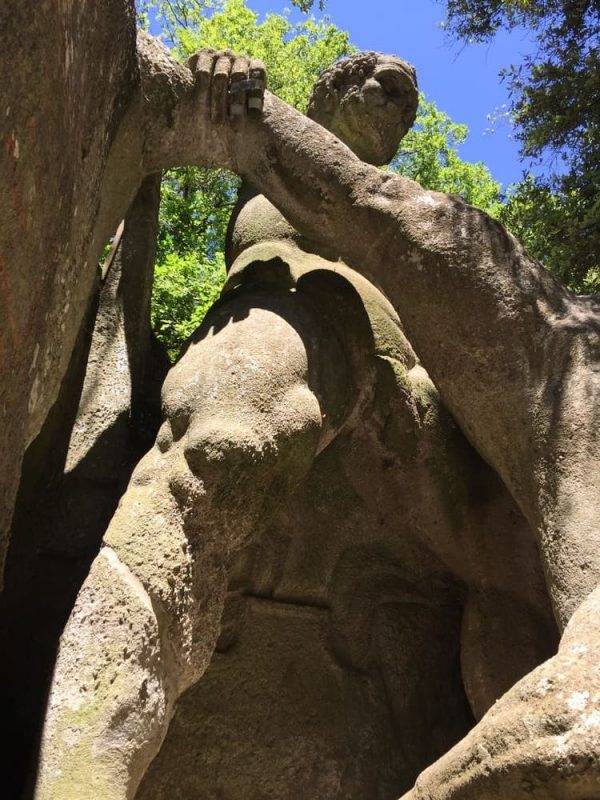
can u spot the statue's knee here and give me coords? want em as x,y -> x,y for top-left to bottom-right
163,420 -> 272,549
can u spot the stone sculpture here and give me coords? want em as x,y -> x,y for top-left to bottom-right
136,64 -> 558,794
0,0 -> 600,800
194,49 -> 600,798
32,41 -> 600,800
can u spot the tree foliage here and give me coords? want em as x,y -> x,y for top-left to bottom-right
291,0 -> 326,11
498,175 -> 599,291
391,97 -> 501,216
440,0 -> 600,293
151,167 -> 233,359
152,251 -> 227,360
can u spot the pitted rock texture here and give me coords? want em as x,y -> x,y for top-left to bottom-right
0,0 -> 141,573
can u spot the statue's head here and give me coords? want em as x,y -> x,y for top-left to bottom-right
307,52 -> 418,166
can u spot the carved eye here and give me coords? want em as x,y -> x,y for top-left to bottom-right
375,70 -> 403,98
373,63 -> 415,103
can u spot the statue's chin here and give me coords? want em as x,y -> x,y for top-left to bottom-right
332,105 -> 403,166
349,132 -> 398,167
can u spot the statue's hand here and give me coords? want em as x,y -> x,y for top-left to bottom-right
187,48 -> 266,126
138,33 -> 266,172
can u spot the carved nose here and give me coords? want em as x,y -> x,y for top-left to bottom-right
362,78 -> 387,108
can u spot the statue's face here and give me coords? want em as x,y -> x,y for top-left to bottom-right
334,56 -> 418,165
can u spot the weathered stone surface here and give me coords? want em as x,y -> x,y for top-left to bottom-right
0,174 -> 164,797
1,14 -> 598,800
0,0 -> 140,574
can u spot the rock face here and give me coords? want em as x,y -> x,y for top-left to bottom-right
0,0 -> 140,576
0,175 -> 165,797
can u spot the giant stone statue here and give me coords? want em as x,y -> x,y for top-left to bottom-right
36,50 -> 560,800
2,24 -> 597,800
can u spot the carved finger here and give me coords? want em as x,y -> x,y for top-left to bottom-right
193,49 -> 218,111
248,58 -> 266,114
188,47 -> 216,74
211,53 -> 234,123
230,56 -> 250,119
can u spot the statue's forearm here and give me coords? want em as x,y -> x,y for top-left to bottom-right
138,31 -> 237,173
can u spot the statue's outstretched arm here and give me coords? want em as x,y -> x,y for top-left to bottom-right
239,92 -> 600,627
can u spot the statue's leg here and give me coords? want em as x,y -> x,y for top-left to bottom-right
35,288 -> 349,800
34,541 -> 173,800
401,583 -> 600,800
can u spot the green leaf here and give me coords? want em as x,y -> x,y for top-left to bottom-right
390,95 -> 502,216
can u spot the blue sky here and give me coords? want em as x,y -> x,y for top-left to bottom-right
149,0 -> 539,190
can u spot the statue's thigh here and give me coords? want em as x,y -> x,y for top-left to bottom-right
101,286 -> 360,686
